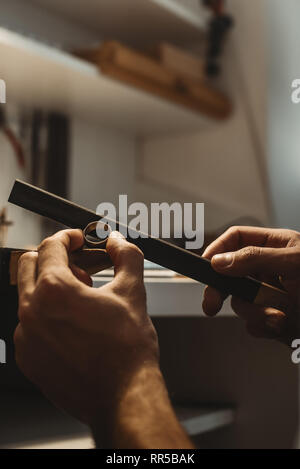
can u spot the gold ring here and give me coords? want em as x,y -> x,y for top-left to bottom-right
83,221 -> 111,248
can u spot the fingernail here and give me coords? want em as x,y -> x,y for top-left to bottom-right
110,231 -> 125,239
213,253 -> 234,269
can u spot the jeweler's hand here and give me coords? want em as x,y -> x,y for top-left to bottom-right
202,226 -> 300,345
14,229 -> 193,449
14,229 -> 158,423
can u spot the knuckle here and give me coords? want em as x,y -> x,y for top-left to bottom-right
38,272 -> 58,289
286,229 -> 300,239
119,243 -> 144,261
37,271 -> 67,297
39,231 -> 69,251
226,226 -> 241,237
38,237 -> 52,251
287,230 -> 300,247
125,243 -> 144,258
240,246 -> 260,261
38,230 -> 68,252
18,251 -> 37,267
55,230 -> 69,244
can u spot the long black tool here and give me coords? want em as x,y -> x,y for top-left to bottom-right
9,180 -> 289,311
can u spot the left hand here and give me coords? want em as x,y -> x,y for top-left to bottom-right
14,229 -> 159,426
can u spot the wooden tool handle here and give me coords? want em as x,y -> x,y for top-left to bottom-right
8,248 -> 112,286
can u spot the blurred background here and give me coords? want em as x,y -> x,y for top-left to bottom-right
0,0 -> 269,247
0,0 -> 299,450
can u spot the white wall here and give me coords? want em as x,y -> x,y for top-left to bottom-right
70,119 -> 136,211
0,0 -> 136,248
136,0 -> 271,232
267,0 -> 300,230
0,129 -> 43,249
267,2 -> 300,449
0,111 -> 136,248
2,0 -> 98,48
1,0 -> 273,243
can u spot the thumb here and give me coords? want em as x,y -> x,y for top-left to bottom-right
105,231 -> 144,290
211,246 -> 300,278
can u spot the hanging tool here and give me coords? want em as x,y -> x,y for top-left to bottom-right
0,107 -> 25,169
202,0 -> 234,77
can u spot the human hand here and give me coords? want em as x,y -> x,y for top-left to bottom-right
14,229 -> 159,426
202,226 -> 300,345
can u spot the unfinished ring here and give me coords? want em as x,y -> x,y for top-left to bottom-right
83,221 -> 111,248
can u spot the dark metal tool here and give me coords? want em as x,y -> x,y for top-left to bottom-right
8,179 -> 290,311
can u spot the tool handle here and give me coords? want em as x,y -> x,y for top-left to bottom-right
5,248 -> 112,286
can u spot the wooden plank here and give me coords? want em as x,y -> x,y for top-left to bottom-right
0,28 -> 214,137
99,61 -> 231,119
75,42 -> 232,120
75,41 -> 178,88
2,248 -> 112,287
150,42 -> 205,83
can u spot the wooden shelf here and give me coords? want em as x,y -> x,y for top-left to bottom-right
0,27 -> 215,137
30,0 -> 208,45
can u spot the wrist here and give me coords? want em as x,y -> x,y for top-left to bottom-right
92,363 -> 188,449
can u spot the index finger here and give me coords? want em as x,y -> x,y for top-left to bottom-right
203,226 -> 296,260
37,229 -> 84,277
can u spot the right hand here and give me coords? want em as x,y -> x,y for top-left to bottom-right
202,226 -> 300,345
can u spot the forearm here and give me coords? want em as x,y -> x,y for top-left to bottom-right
92,365 -> 194,449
